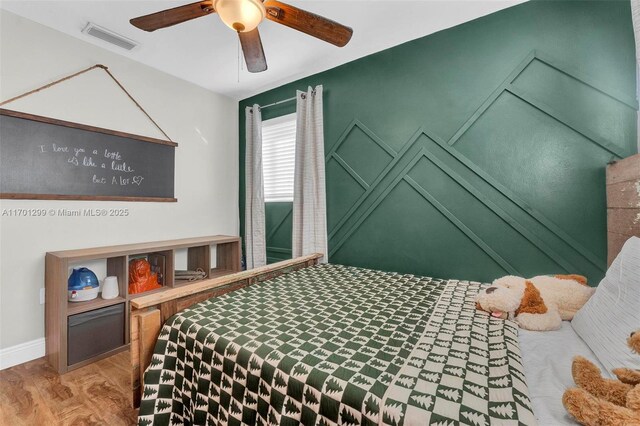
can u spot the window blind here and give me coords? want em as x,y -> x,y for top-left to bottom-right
262,113 -> 296,202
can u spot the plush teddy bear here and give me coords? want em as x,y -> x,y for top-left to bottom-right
562,331 -> 640,425
475,274 -> 594,331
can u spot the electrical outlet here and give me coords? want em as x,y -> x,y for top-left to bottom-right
40,288 -> 45,305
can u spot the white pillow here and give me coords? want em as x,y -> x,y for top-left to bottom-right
571,236 -> 640,373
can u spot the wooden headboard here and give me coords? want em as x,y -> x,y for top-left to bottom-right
606,153 -> 640,265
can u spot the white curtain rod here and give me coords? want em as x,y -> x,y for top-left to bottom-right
258,96 -> 297,110
250,87 -> 319,111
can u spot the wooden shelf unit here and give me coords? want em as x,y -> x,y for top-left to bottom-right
45,235 -> 241,374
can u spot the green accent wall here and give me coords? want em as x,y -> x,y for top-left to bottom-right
239,0 -> 638,284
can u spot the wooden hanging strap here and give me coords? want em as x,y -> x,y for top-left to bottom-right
0,64 -> 173,142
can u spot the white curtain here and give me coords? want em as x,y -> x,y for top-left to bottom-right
632,0 -> 640,152
292,86 -> 328,262
245,105 -> 267,268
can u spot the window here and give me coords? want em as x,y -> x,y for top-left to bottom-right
262,113 -> 296,202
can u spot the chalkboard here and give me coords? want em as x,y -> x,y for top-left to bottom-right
0,109 -> 176,201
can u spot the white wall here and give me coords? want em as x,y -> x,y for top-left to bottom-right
0,11 -> 239,354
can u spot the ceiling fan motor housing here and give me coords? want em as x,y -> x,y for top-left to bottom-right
212,0 -> 266,33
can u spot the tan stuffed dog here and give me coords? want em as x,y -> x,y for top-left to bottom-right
475,274 -> 594,331
562,331 -> 640,425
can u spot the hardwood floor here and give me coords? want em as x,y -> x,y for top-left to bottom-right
0,351 -> 137,425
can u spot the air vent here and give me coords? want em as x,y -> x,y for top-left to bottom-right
82,22 -> 138,51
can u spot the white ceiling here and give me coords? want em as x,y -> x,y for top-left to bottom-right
1,0 -> 525,100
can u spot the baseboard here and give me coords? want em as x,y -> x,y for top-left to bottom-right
0,338 -> 45,370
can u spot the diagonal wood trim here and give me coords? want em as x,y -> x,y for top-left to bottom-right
326,118 -> 359,157
404,175 -> 519,275
534,52 -> 639,110
420,148 -> 579,273
328,125 -> 605,272
326,49 -> 612,272
330,153 -> 370,190
506,85 -> 626,158
328,128 -> 423,240
329,149 -> 425,257
447,51 -> 536,146
429,135 -> 605,271
328,146 -> 519,274
326,119 -> 396,158
329,133 -> 576,275
265,208 -> 292,241
448,49 -> 636,150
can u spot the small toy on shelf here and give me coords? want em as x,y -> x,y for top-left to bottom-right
128,258 -> 162,294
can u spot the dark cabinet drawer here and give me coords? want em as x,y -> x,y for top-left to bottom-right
67,303 -> 125,366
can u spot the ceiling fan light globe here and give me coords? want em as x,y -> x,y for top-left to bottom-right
213,0 -> 265,33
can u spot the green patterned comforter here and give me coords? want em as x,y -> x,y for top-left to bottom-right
138,264 -> 536,426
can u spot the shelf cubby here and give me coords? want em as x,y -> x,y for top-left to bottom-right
127,250 -> 174,296
174,245 -> 210,286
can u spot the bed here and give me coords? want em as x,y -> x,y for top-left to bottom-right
136,246 -> 640,426
135,153 -> 640,426
137,264 -> 536,425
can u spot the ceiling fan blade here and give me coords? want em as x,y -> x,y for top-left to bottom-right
238,29 -> 268,73
263,0 -> 353,47
130,1 -> 215,32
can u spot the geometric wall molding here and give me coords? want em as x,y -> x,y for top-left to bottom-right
262,48 -> 636,282
327,126 -> 607,281
244,3 -> 637,284
265,205 -> 293,264
448,50 -> 636,158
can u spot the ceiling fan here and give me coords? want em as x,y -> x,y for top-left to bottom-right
130,0 -> 353,73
